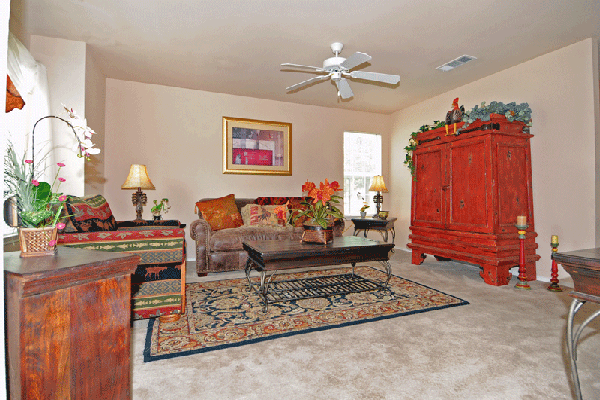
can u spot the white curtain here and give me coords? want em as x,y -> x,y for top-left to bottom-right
3,32 -> 52,236
6,32 -> 53,178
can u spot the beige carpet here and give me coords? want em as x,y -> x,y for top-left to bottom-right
131,250 -> 600,399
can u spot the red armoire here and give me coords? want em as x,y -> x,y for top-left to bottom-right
407,115 -> 540,285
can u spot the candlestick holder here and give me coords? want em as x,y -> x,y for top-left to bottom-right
547,235 -> 562,292
515,222 -> 531,290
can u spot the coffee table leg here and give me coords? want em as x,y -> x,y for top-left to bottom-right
378,261 -> 392,286
259,270 -> 277,313
245,258 -> 256,292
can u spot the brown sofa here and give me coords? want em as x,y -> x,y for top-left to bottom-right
190,197 -> 344,275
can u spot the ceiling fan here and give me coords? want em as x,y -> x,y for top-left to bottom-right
281,42 -> 400,99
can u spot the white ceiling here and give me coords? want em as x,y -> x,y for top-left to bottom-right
11,0 -> 600,114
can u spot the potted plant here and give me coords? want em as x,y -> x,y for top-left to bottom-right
360,203 -> 370,218
151,198 -> 170,220
4,105 -> 99,257
281,179 -> 343,244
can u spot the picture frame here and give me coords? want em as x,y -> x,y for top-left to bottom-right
223,116 -> 292,175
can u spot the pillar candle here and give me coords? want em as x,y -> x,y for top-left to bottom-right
517,215 -> 526,226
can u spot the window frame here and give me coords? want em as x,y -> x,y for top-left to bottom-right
343,131 -> 383,217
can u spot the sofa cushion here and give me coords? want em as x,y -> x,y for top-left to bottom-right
241,204 -> 286,227
64,194 -> 117,232
195,194 -> 243,231
210,225 -> 303,252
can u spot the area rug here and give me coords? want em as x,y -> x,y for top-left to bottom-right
144,266 -> 468,362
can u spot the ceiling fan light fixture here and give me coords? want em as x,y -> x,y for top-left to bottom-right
436,55 -> 477,72
281,42 -> 400,99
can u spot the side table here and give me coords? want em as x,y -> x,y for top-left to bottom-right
553,248 -> 600,400
4,247 -> 139,399
351,217 -> 397,243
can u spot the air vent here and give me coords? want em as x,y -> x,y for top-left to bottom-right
436,55 -> 477,72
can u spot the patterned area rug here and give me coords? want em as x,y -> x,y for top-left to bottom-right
144,266 -> 468,362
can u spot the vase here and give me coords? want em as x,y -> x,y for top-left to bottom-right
360,211 -> 367,218
18,226 -> 58,257
302,223 -> 334,244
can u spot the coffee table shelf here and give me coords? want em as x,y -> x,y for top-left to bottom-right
262,273 -> 387,304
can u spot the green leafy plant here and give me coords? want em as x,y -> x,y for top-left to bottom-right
151,198 -> 170,216
360,203 -> 370,213
3,106 -> 98,228
404,121 -> 445,180
461,101 -> 532,131
4,143 -> 68,228
286,179 -> 344,229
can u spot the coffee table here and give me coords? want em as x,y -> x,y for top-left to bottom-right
243,236 -> 395,312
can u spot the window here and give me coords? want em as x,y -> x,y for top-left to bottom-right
343,132 -> 382,216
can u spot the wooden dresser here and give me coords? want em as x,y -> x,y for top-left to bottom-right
407,115 -> 540,285
4,247 -> 139,399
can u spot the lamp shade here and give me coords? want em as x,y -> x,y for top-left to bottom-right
121,164 -> 156,190
369,175 -> 388,193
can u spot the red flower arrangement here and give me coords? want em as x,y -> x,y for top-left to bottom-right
283,179 -> 344,229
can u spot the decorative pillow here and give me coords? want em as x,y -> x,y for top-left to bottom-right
64,194 -> 118,232
254,197 -> 294,206
195,194 -> 243,231
241,204 -> 286,226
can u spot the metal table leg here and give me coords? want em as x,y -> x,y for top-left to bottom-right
566,298 -> 600,400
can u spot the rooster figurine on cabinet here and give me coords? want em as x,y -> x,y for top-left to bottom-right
445,98 -> 464,135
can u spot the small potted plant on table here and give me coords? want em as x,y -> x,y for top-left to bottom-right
360,203 -> 370,218
151,198 -> 170,220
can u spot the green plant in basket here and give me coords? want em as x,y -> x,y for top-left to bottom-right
4,105 -> 99,228
288,179 -> 344,229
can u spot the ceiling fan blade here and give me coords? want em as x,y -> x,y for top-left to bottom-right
349,71 -> 401,85
286,74 -> 331,92
340,52 -> 372,70
280,63 -> 327,73
335,78 -> 354,99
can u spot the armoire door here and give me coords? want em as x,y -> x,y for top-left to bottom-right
446,135 -> 494,233
412,144 -> 446,228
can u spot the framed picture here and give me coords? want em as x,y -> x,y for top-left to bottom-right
223,116 -> 292,175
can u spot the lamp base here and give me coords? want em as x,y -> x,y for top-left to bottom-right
132,189 -> 148,221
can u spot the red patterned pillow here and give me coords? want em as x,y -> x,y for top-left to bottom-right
65,194 -> 118,232
241,204 -> 286,226
195,194 -> 243,231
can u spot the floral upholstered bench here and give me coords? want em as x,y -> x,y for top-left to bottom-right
57,195 -> 186,320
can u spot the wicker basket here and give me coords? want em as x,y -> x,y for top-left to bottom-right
18,226 -> 58,257
302,224 -> 333,244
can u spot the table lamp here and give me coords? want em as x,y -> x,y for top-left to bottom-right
121,164 -> 155,221
369,175 -> 388,217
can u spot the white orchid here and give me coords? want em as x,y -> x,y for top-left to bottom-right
62,104 -> 100,158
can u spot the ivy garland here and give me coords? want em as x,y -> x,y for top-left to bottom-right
404,120 -> 445,180
404,102 -> 533,179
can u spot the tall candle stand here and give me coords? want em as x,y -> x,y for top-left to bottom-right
515,216 -> 531,290
547,235 -> 562,292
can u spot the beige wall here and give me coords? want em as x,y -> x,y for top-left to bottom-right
84,46 -> 106,194
29,35 -> 87,197
103,79 -> 392,258
390,38 -> 599,281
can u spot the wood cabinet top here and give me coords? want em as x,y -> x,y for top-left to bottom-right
4,247 -> 139,296
416,116 -> 532,148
